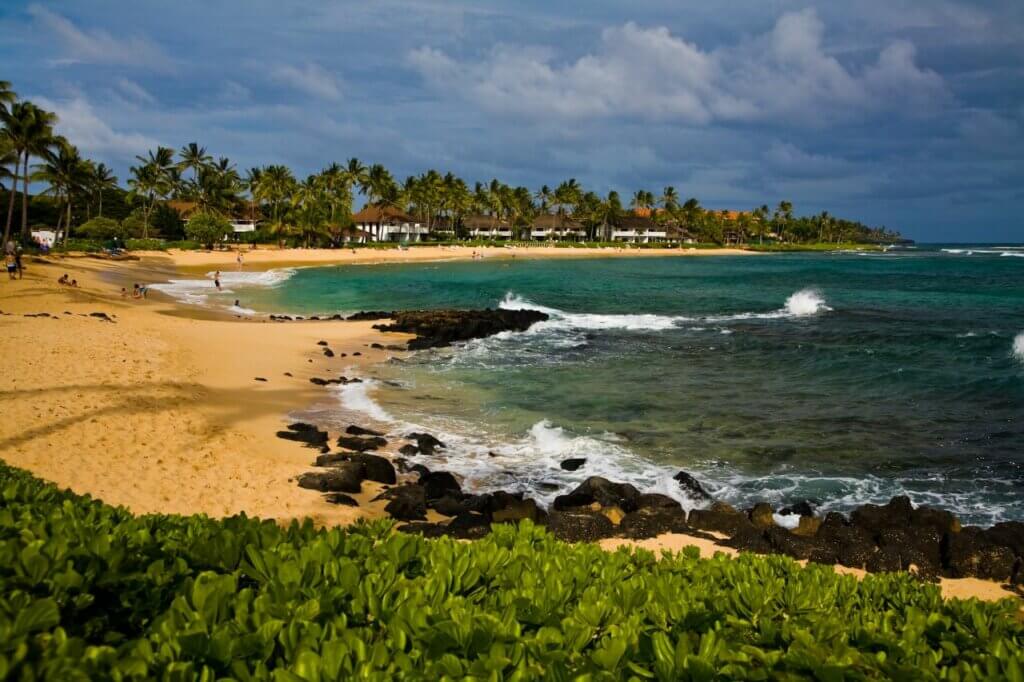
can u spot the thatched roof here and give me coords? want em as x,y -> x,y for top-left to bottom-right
615,214 -> 660,230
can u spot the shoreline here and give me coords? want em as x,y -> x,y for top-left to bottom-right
1,251 -> 1020,603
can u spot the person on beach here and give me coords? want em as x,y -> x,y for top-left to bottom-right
5,253 -> 16,279
69,279 -> 79,287
214,271 -> 221,290
236,251 -> 244,269
121,287 -> 128,298
58,273 -> 69,285
14,245 -> 23,279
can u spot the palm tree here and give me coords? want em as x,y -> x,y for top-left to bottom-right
89,162 -> 118,217
344,158 -> 368,198
178,142 -> 211,184
0,81 -> 15,114
535,185 -> 552,214
660,186 -> 679,212
773,200 -> 793,242
35,141 -> 91,245
365,164 -> 397,209
2,101 -> 58,246
553,179 -> 581,216
127,163 -> 161,238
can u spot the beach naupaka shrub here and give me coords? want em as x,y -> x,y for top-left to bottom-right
0,462 -> 1022,680
75,216 -> 124,241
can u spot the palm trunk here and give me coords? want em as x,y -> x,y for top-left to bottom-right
20,154 -> 30,243
2,152 -> 19,248
64,199 -> 72,246
98,191 -> 104,217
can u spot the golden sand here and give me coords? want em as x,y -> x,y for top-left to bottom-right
0,247 -> 1017,603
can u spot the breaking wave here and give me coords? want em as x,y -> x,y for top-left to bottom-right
1014,332 -> 1024,363
149,268 -> 295,309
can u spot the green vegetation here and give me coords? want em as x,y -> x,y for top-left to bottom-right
1,462 -> 1022,680
185,212 -> 232,249
75,216 -> 123,241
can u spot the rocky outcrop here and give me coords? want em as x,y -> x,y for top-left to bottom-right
296,464 -> 363,494
406,432 -> 445,455
673,471 -> 711,502
276,423 -> 329,449
560,458 -> 586,471
336,435 -> 387,452
554,477 -> 641,513
374,485 -> 427,521
372,309 -> 549,350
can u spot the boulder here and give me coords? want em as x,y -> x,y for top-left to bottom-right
545,510 -> 616,543
560,458 -> 586,471
445,513 -> 492,540
323,348 -> 335,357
347,453 -> 397,484
314,453 -> 349,467
398,444 -> 420,456
982,521 -> 1024,557
276,423 -> 328,448
687,502 -> 753,536
407,432 -> 445,455
346,424 -> 384,437
673,471 -> 711,502
317,340 -> 328,346
553,477 -> 641,513
637,493 -> 683,511
420,471 -> 461,500
722,526 -> 773,554
910,506 -> 961,535
749,503 -> 775,530
779,500 -> 817,517
346,311 -> 393,321
375,485 -> 427,521
324,493 -> 359,506
296,464 -> 363,494
618,510 -> 691,539
850,496 -> 913,537
396,522 -> 448,538
430,495 -> 471,517
943,530 -> 1017,581
373,309 -> 549,350
791,515 -> 822,537
765,527 -> 838,565
336,435 -> 388,452
492,497 -> 544,523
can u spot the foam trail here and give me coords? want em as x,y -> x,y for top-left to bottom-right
334,379 -> 392,422
1014,332 -> 1024,362
149,267 -> 295,310
228,305 -> 256,316
499,293 -> 689,331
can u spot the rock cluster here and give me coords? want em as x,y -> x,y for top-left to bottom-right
367,309 -> 549,349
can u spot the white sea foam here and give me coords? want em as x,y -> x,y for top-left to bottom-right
499,293 -> 689,331
1013,332 -> 1024,362
334,379 -> 393,422
783,289 -> 831,316
148,268 -> 295,309
228,305 -> 256,316
1001,252 -> 1024,258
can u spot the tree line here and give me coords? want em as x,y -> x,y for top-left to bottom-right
1,79 -> 900,247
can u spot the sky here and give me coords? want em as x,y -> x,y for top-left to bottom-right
2,1 -> 1022,242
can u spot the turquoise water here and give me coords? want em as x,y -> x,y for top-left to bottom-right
187,246 -> 1024,523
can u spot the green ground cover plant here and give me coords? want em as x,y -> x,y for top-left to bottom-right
1,462 -> 1021,680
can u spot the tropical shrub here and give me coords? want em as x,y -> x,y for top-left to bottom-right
185,212 -> 232,249
124,238 -> 169,251
76,217 -> 123,241
0,462 -> 1022,680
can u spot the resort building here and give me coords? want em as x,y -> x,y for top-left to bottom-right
611,214 -> 669,243
351,206 -> 429,242
532,214 -> 585,241
463,214 -> 512,240
167,200 -> 259,235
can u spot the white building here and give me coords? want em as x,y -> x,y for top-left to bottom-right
351,206 -> 429,242
464,214 -> 513,239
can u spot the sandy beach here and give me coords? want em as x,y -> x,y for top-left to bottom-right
0,247 -> 1017,603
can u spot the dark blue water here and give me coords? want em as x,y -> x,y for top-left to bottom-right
221,246 -> 1024,523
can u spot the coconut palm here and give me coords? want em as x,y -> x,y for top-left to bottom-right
178,142 -> 211,184
660,186 -> 679,211
535,185 -> 552,214
35,141 -> 92,245
89,163 -> 118,217
0,81 -> 15,114
553,179 -> 581,216
345,158 -> 368,197
365,164 -> 397,209
2,101 -> 58,246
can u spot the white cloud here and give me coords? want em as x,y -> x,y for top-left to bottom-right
33,95 -> 158,158
270,63 -> 342,101
28,4 -> 172,70
409,9 -> 949,126
219,80 -> 252,103
115,78 -> 156,105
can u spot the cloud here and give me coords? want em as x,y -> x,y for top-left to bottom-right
219,81 -> 252,103
763,141 -> 857,180
270,63 -> 342,101
33,95 -> 158,158
409,9 -> 949,126
27,4 -> 172,70
115,78 -> 156,105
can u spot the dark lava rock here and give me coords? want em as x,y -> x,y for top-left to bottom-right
317,340 -> 329,346
637,493 -> 683,511
982,521 -> 1024,557
421,471 -> 461,500
323,348 -> 335,357
352,352 -> 361,356
911,506 -> 961,535
430,495 -> 470,517
673,471 -> 711,502
375,485 -> 427,521
943,529 -> 1017,581
445,513 -> 492,539
314,453 -> 349,467
492,497 -> 544,523
396,522 -> 448,538
560,458 -> 586,471
346,424 -> 384,437
254,377 -> 267,382
347,311 -> 393,321
336,435 -> 387,452
779,500 -> 817,517
297,465 -> 363,494
398,444 -> 420,456
89,312 -> 113,321
619,510 -> 691,539
749,503 -> 776,530
347,453 -> 397,484
284,372 -> 293,377
276,423 -> 329,448
688,502 -> 753,536
765,527 -> 837,564
554,477 -> 641,513
816,518 -> 878,569
545,510 -> 616,543
370,343 -> 383,349
850,496 -> 913,536
406,432 -> 445,455
373,309 -> 549,350
324,493 -> 359,506
721,526 -> 773,555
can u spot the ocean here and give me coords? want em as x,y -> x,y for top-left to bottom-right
154,245 -> 1024,525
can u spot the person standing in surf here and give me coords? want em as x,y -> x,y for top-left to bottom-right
214,271 -> 222,291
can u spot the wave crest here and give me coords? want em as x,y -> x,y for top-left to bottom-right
784,289 -> 831,316
1014,332 -> 1024,362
